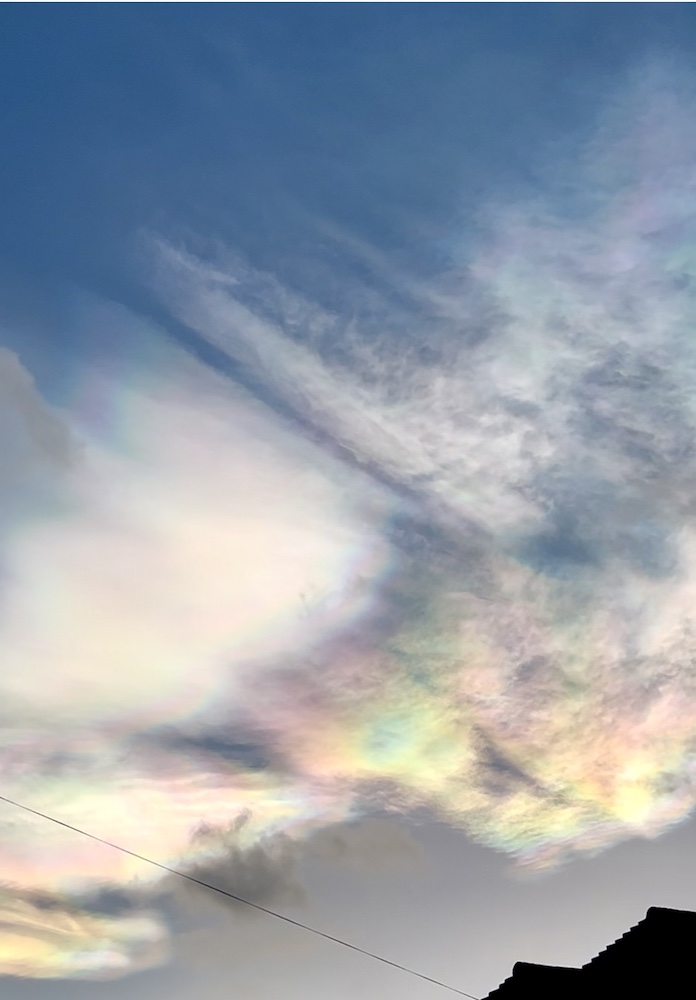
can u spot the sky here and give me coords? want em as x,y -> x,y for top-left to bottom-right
3,4 -> 696,998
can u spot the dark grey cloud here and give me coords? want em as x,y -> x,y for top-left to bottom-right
175,817 -> 425,917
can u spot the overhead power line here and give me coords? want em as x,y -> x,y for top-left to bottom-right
0,792 -> 479,999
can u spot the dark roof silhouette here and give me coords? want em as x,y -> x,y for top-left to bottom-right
484,906 -> 696,997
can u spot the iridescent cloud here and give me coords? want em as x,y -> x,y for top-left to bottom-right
4,66 -> 696,980
0,305 -> 392,976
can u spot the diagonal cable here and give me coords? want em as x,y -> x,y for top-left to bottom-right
0,792 -> 479,998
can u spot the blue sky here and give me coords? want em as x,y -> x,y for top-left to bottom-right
4,5 -> 696,999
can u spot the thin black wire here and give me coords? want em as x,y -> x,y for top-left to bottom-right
0,793 -> 479,999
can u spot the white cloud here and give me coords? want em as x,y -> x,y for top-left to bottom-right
0,301 -> 393,730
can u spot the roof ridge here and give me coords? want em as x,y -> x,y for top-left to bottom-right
484,908 -> 696,998
582,920 -> 645,967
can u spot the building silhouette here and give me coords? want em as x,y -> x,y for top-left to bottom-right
485,906 -> 696,997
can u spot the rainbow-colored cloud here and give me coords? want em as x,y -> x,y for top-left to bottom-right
4,67 -> 696,979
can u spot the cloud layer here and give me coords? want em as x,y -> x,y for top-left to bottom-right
4,63 -> 696,980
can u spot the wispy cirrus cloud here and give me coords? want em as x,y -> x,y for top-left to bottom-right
149,62 -> 696,870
